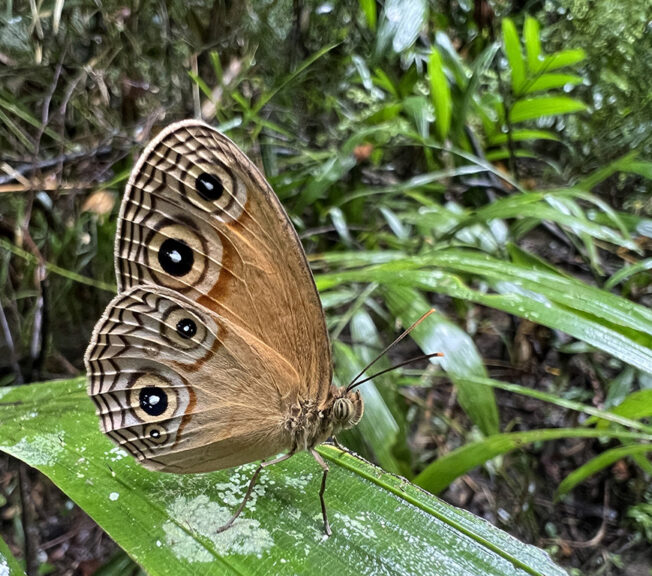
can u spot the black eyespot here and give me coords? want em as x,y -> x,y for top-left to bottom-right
158,238 -> 194,277
176,317 -> 197,340
196,172 -> 224,201
144,423 -> 167,444
139,386 -> 168,417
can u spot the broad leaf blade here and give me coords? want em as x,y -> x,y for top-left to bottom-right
0,379 -> 566,576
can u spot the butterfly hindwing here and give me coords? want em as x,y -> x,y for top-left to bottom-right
85,285 -> 299,472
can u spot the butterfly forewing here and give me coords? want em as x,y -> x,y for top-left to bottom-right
115,120 -> 331,403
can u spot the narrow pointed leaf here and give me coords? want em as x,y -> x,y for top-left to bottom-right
488,129 -> 559,145
557,443 -> 652,497
0,536 -> 25,576
382,285 -> 500,437
502,19 -> 525,94
429,48 -> 452,140
523,17 -> 542,73
522,73 -> 583,94
510,96 -> 587,122
359,0 -> 377,31
415,428 -> 652,494
542,49 -> 586,72
315,249 -> 652,374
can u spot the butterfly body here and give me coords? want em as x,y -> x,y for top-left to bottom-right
285,386 -> 363,454
85,120 -> 363,533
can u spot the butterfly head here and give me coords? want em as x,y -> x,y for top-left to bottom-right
331,388 -> 364,430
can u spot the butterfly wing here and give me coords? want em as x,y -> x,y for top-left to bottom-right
115,120 -> 331,403
86,120 -> 332,472
85,285 -> 298,472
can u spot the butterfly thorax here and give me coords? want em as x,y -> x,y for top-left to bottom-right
284,386 -> 364,453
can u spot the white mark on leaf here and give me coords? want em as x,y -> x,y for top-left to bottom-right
163,495 -> 273,562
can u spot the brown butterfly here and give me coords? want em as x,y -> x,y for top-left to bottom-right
84,120 -> 364,536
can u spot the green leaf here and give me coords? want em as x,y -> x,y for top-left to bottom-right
382,286 -> 500,437
557,443 -> 652,497
522,73 -> 583,94
440,376 -> 652,434
456,42 -> 500,140
502,19 -> 526,95
187,70 -> 214,100
428,48 -> 452,141
315,249 -> 652,374
510,96 -> 587,122
541,49 -> 586,72
605,258 -> 652,290
467,192 -> 637,250
0,237 -> 116,293
485,148 -> 537,161
575,150 -> 638,190
359,0 -> 377,31
252,44 -> 339,115
591,390 -> 652,429
403,95 -> 431,139
0,379 -> 566,576
487,129 -> 559,145
0,535 -> 25,575
415,428 -> 652,494
523,17 -> 543,73
0,94 -> 73,150
617,159 -> 652,180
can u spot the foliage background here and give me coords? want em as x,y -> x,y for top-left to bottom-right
0,0 -> 650,574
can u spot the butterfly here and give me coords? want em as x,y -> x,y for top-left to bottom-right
84,120 -> 364,536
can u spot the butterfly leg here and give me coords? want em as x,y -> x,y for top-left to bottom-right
216,452 -> 293,533
310,448 -> 332,537
330,436 -> 345,451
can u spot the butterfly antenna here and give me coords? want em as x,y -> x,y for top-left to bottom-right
346,309 -> 441,392
347,352 -> 444,390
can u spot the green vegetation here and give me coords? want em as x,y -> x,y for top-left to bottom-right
0,1 -> 650,574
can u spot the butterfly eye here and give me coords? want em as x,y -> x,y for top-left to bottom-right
158,238 -> 194,277
176,317 -> 197,339
332,398 -> 352,422
195,172 -> 224,201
